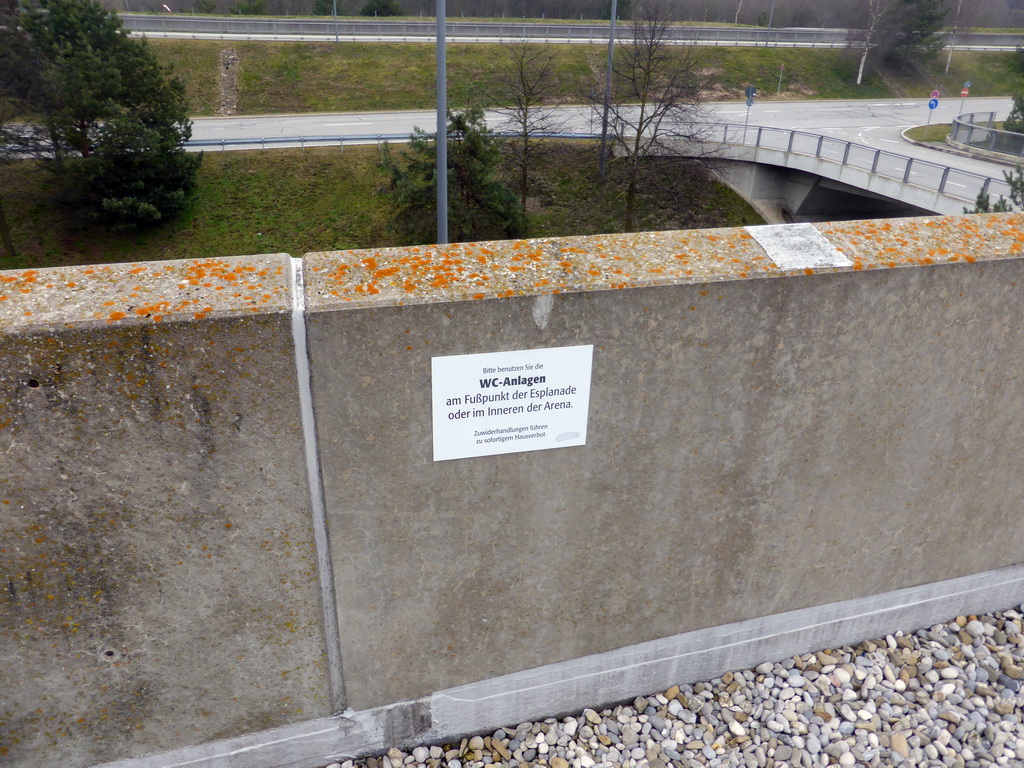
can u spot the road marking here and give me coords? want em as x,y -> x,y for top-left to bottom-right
323,122 -> 365,127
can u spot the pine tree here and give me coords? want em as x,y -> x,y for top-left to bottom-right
886,0 -> 949,63
20,0 -> 200,226
381,108 -> 525,245
966,165 -> 1024,213
359,0 -> 403,15
1005,94 -> 1024,135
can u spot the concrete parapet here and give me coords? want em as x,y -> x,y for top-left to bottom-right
304,214 -> 1024,711
4,215 -> 1024,766
0,256 -> 332,766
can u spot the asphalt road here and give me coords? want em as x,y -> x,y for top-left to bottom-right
190,97 -> 1016,182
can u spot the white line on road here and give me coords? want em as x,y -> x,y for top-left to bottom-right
323,122 -> 365,127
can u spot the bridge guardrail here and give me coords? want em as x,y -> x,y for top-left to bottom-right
709,122 -> 1011,209
950,111 -> 1024,159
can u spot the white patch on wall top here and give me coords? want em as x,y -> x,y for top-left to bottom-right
746,223 -> 853,270
431,345 -> 593,462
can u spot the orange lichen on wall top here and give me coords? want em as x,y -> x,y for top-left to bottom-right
0,253 -> 294,333
304,229 -> 765,311
304,213 -> 1024,311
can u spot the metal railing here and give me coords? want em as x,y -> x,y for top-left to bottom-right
185,131 -> 600,151
121,16 -> 859,46
707,122 -> 1010,208
950,111 -> 1024,160
185,123 -> 1011,210
119,15 -> 1024,50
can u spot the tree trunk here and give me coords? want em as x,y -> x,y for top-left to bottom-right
520,129 -> 529,216
624,174 -> 637,232
0,198 -> 17,261
856,49 -> 867,86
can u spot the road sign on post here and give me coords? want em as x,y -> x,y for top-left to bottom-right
929,98 -> 939,109
961,87 -> 969,97
931,90 -> 940,99
745,86 -> 757,107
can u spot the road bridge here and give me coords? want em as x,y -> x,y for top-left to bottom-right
699,124 -> 1006,222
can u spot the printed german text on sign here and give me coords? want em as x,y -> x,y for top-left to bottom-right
431,345 -> 594,461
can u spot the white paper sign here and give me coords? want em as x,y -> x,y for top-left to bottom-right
431,345 -> 594,462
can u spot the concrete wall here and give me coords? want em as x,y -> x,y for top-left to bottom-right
4,215 -> 1024,767
0,256 -> 333,766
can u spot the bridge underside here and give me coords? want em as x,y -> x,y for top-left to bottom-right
708,159 -> 936,224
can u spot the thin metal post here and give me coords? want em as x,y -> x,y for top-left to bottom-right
787,131 -> 795,152
842,142 -> 851,164
903,158 -> 913,183
436,0 -> 448,244
598,0 -> 618,180
815,135 -> 823,157
871,149 -> 880,172
939,167 -> 950,193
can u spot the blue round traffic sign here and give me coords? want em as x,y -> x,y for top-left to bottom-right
928,98 -> 939,110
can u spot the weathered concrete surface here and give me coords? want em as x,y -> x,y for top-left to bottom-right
0,256 -> 330,767
707,159 -> 932,222
304,214 -> 1024,710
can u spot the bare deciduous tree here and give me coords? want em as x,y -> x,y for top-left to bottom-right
489,40 -> 566,224
854,0 -> 889,86
599,1 -> 711,231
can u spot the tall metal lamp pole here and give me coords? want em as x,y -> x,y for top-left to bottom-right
597,0 -> 618,180
436,0 -> 448,244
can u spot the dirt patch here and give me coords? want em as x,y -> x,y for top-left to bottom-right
218,48 -> 240,116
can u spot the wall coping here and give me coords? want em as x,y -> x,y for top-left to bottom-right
304,214 -> 1024,311
3,214 -> 1024,331
0,253 -> 293,334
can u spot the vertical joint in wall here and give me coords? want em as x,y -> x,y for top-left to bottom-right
290,256 -> 347,713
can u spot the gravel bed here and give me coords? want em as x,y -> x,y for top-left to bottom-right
325,608 -> 1024,768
